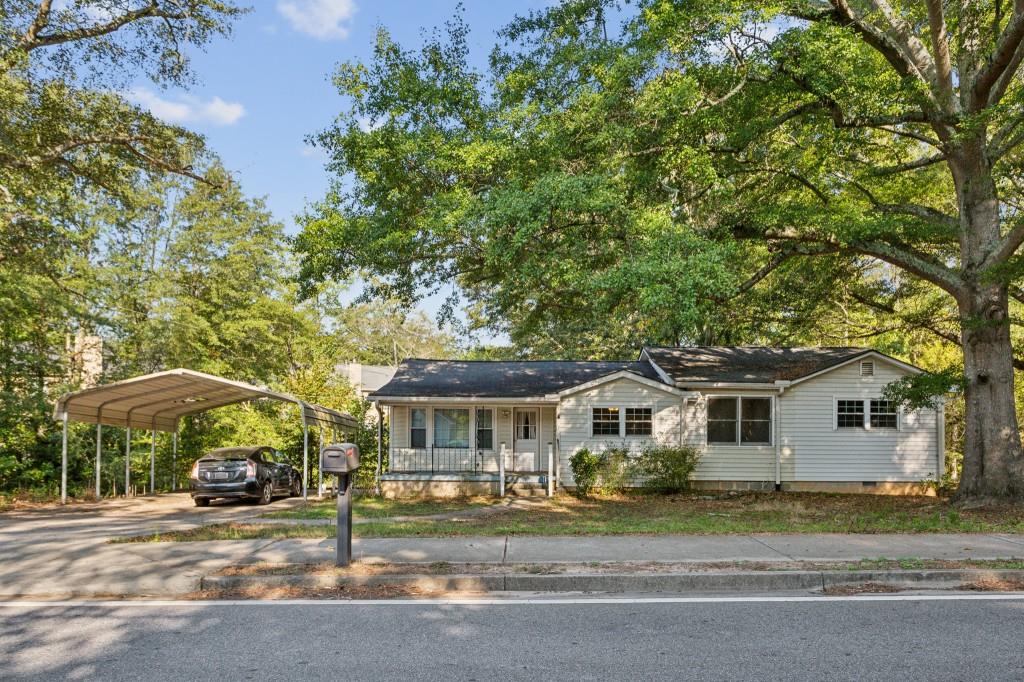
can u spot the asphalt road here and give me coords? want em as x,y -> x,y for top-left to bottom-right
2,595 -> 1022,681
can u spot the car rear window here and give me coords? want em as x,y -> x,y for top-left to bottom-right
205,448 -> 257,460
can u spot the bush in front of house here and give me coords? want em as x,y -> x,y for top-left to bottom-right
569,448 -> 602,496
634,445 -> 702,493
597,446 -> 633,494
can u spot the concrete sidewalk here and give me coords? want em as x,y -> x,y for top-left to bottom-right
2,494 -> 1024,597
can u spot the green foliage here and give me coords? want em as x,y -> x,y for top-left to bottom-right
569,448 -> 602,497
596,446 -> 632,495
634,445 -> 702,493
883,369 -> 965,411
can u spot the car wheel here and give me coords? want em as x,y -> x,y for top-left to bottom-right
290,477 -> 301,497
258,481 -> 273,505
194,497 -> 210,507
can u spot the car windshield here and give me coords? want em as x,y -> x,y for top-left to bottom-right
204,448 -> 257,460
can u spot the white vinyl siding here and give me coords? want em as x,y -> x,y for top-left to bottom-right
558,378 -> 682,485
684,390 -> 778,482
782,359 -> 937,481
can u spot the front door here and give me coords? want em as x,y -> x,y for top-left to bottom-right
514,408 -> 539,471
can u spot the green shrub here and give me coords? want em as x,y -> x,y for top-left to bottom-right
597,446 -> 633,494
569,448 -> 602,496
634,445 -> 702,493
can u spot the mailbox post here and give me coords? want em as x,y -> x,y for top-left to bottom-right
320,442 -> 360,567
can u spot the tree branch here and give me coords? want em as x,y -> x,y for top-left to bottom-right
971,2 -> 1024,109
925,0 -> 956,107
19,1 -> 189,53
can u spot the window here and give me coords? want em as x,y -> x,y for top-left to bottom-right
836,400 -> 865,428
625,408 -> 653,436
740,398 -> 772,444
870,400 -> 898,429
516,410 -> 537,440
434,408 -> 469,448
592,407 -> 620,436
476,408 -> 494,449
707,397 -> 738,444
707,397 -> 773,445
410,408 -> 426,448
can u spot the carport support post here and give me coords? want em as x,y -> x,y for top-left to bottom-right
171,431 -> 178,492
95,423 -> 102,499
150,417 -> 156,495
125,427 -> 131,497
60,411 -> 68,505
318,426 -> 325,497
302,416 -> 309,501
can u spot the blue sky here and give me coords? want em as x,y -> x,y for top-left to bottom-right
128,1 -> 552,340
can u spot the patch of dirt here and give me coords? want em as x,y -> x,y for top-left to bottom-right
213,558 -> 1024,578
959,578 -> 1024,592
823,582 -> 904,595
185,584 -> 482,600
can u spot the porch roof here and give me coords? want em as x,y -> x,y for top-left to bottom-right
369,359 -> 665,401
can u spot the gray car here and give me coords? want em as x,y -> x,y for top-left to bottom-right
189,446 -> 301,506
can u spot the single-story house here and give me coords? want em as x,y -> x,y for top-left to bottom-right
367,347 -> 944,497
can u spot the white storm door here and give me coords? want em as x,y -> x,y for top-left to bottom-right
514,408 -> 539,470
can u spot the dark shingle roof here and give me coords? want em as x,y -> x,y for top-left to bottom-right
369,359 -> 664,399
642,346 -> 873,384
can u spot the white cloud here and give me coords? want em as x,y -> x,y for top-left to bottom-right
128,89 -> 246,126
277,0 -> 356,40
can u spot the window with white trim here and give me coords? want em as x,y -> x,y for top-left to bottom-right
476,408 -> 494,449
869,399 -> 898,429
592,407 -> 620,436
836,400 -> 865,428
706,397 -> 773,445
410,408 -> 426,448
434,408 -> 469,448
625,408 -> 653,436
740,398 -> 772,444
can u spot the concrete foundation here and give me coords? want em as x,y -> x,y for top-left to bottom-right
380,474 -> 934,498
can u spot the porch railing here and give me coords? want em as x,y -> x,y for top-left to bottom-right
389,447 -> 500,473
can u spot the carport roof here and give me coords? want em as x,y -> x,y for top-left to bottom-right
53,368 -> 357,432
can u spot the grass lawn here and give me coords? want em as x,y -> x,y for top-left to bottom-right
263,496 -> 497,520
115,491 -> 1024,542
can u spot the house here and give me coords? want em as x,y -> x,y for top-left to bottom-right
367,347 -> 943,497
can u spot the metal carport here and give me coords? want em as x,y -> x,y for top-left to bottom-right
52,368 -> 359,504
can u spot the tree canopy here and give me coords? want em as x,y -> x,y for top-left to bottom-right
297,1 -> 1024,500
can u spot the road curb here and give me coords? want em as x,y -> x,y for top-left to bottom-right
199,568 -> 1024,594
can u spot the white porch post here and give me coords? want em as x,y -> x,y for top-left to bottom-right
60,410 -> 68,505
498,442 -> 506,497
95,422 -> 102,500
125,426 -> 131,497
547,442 -> 554,497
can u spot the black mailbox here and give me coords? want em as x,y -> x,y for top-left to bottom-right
321,442 -> 360,474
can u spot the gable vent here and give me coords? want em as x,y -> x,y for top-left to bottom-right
860,361 -> 874,377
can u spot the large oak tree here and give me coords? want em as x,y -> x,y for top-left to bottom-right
298,1 -> 1024,502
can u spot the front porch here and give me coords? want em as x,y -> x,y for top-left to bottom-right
379,402 -> 558,496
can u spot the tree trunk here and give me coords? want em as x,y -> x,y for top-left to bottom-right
950,136 -> 1024,502
955,285 -> 1024,502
